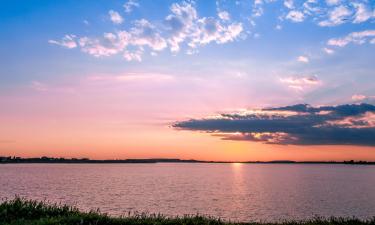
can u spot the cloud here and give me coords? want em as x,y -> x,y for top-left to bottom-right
352,3 -> 373,24
78,34 -> 125,57
51,1 -> 244,61
190,18 -> 243,48
279,75 -> 320,90
325,0 -> 340,6
251,0 -> 264,17
109,10 -> 124,24
130,19 -> 167,51
173,103 -> 375,146
164,2 -> 198,52
68,19 -> 167,59
352,94 -> 367,101
327,30 -> 375,47
88,73 -> 174,83
297,55 -> 309,63
164,2 -> 243,52
50,0 -> 375,61
318,5 -> 351,27
123,0 -> 139,13
218,11 -> 230,21
284,0 -> 294,9
323,47 -> 334,54
123,49 -> 143,62
214,132 -> 295,144
352,94 -> 375,104
286,10 -> 305,22
48,35 -> 77,49
303,0 -> 321,15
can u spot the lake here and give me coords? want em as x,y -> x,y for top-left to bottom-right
1,163 -> 375,222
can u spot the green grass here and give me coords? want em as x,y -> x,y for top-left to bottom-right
1,198 -> 374,225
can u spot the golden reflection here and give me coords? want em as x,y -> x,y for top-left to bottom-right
229,162 -> 247,211
231,162 -> 244,181
232,162 -> 243,168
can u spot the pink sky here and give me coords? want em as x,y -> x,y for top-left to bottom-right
1,73 -> 374,161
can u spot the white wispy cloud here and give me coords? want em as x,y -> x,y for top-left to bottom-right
280,75 -> 320,90
297,55 -> 309,63
252,0 -> 264,17
284,0 -> 294,9
48,35 -> 77,49
50,2 -> 245,61
77,19 -> 167,59
165,2 -> 198,52
325,0 -> 340,6
130,19 -> 167,51
88,73 -> 174,83
352,3 -> 373,24
109,10 -> 124,24
286,10 -> 305,22
50,0 -> 374,62
318,5 -> 351,27
352,94 -> 375,104
165,2 -> 243,52
123,50 -> 143,62
327,30 -> 375,47
189,18 -> 243,48
323,47 -> 334,54
78,33 -> 125,57
303,0 -> 321,15
352,94 -> 367,101
218,10 -> 230,21
123,0 -> 139,13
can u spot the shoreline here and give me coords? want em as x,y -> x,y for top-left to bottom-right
1,198 -> 374,225
1,157 -> 375,165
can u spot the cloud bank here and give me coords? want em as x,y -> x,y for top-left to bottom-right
49,0 -> 375,61
173,103 -> 375,146
49,1 -> 244,61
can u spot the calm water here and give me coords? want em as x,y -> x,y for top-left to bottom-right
1,163 -> 375,222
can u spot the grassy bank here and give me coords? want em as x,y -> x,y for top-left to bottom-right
1,198 -> 374,225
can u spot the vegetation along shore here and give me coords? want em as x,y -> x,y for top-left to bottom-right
1,198 -> 375,225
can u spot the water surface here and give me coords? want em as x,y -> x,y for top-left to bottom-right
1,163 -> 375,222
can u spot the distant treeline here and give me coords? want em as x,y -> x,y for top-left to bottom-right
244,160 -> 375,165
1,156 -> 375,164
0,156 -> 204,164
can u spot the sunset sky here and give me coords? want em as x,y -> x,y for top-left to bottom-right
1,0 -> 375,161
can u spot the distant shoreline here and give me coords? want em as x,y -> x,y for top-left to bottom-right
1,156 -> 375,165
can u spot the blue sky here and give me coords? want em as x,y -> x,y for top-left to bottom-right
0,0 -> 375,159
1,1 -> 374,103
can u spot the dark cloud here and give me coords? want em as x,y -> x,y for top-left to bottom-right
173,103 -> 375,146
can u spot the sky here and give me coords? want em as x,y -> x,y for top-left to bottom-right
0,0 -> 375,161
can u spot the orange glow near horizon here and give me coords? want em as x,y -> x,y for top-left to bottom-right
2,123 -> 375,161
0,74 -> 374,161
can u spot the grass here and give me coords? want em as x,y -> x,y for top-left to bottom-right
1,198 -> 374,225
